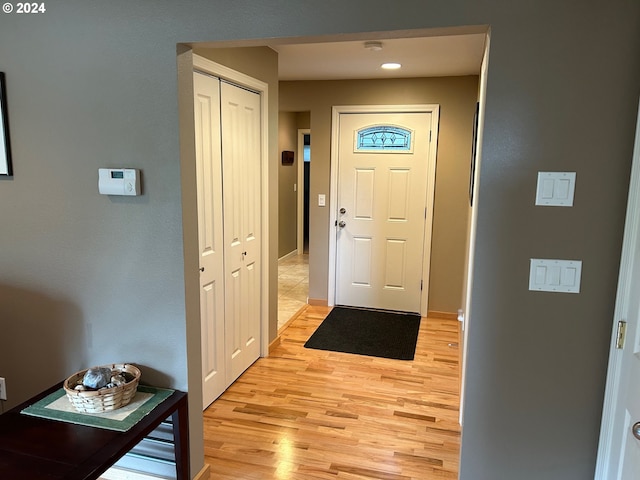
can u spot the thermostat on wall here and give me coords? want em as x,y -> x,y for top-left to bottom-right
98,168 -> 141,196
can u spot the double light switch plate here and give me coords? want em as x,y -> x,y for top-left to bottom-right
535,172 -> 576,206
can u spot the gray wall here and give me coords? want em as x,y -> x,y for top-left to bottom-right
0,7 -> 190,402
0,1 -> 638,479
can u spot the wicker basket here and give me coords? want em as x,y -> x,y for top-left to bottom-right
63,363 -> 141,413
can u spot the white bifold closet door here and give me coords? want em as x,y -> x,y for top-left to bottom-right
194,72 -> 261,409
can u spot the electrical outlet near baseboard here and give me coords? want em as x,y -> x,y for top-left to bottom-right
0,377 -> 6,400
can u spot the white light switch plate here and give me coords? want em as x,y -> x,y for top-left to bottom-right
318,194 -> 326,207
535,172 -> 576,206
529,258 -> 582,293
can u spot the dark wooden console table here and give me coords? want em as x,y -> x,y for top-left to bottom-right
0,382 -> 189,480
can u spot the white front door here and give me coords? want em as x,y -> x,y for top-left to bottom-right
596,101 -> 640,479
335,111 -> 434,313
194,72 -> 226,407
220,80 -> 261,385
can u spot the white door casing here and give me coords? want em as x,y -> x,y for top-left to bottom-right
329,106 -> 439,314
194,72 -> 226,408
220,80 -> 262,385
595,99 -> 640,479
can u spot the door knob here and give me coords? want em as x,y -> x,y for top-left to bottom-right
199,267 -> 205,272
338,221 -> 346,228
633,422 -> 640,440
340,207 -> 347,215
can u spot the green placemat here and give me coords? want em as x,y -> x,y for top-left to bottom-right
21,385 -> 174,432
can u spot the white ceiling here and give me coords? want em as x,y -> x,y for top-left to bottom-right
270,34 -> 486,81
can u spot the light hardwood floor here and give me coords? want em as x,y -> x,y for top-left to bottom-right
204,305 -> 461,479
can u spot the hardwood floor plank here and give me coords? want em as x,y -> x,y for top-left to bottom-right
204,305 -> 461,479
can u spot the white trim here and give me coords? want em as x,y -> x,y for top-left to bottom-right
194,55 -> 265,95
192,54 -> 270,358
420,107 -> 439,315
594,97 -> 640,479
328,104 -> 440,316
327,108 -> 340,307
297,129 -> 310,255
278,249 -> 299,262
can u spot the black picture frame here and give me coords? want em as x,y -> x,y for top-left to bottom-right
469,102 -> 479,206
1,72 -> 13,176
281,150 -> 294,165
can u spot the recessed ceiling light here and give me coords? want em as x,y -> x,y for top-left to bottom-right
381,62 -> 401,70
364,41 -> 383,51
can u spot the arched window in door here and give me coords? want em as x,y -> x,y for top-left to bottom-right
355,125 -> 414,152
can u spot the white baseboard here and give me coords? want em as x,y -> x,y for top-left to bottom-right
278,249 -> 298,262
194,464 -> 211,480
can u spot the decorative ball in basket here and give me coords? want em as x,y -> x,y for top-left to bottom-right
63,363 -> 141,413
